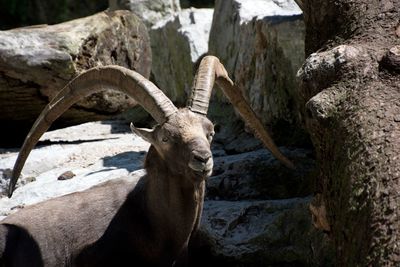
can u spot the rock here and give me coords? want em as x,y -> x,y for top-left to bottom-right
0,169 -> 12,198
108,0 -> 181,27
193,198 -> 333,266
0,10 -> 151,147
380,45 -> 400,74
150,8 -> 214,104
209,0 -> 306,145
57,171 -> 76,181
0,120 -> 149,219
109,1 -> 213,106
208,148 -> 315,201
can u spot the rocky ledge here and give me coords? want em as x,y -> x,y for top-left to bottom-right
0,120 -> 331,265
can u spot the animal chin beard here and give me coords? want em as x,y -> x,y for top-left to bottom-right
192,168 -> 212,180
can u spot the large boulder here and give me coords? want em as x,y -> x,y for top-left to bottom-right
209,0 -> 305,145
150,8 -> 214,104
108,0 -> 181,27
194,199 -> 332,266
189,143 -> 332,266
108,0 -> 213,106
0,11 -> 151,146
207,148 -> 314,201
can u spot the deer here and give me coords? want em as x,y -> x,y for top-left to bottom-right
0,56 -> 294,266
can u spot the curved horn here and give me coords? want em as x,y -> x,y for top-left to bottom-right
187,56 -> 216,115
9,65 -> 177,197
188,56 -> 295,169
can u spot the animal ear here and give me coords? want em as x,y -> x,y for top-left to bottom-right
130,122 -> 156,144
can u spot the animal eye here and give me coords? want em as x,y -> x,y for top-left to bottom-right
207,131 -> 215,141
160,129 -> 171,143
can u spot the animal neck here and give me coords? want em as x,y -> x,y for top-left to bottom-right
143,146 -> 205,253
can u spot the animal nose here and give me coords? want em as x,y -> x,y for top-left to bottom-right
192,151 -> 211,163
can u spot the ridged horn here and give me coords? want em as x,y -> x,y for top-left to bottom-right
187,56 -> 295,169
9,65 -> 177,197
187,56 -> 216,115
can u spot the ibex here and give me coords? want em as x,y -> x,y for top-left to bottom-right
0,56 -> 293,266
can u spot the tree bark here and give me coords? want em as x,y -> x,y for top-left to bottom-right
0,10 -> 151,147
297,0 -> 400,265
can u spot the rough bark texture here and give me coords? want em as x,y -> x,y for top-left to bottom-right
297,0 -> 400,265
0,10 -> 151,147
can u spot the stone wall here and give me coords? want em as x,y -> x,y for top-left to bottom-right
108,0 -> 181,27
109,0 -> 214,106
209,0 -> 306,145
0,11 -> 151,146
150,8 -> 213,105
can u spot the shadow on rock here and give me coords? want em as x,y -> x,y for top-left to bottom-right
208,148 -> 316,201
86,151 -> 146,176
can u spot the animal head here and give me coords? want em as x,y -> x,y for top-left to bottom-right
132,109 -> 214,180
8,55 -> 293,197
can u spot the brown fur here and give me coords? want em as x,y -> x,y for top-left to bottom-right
0,109 -> 214,267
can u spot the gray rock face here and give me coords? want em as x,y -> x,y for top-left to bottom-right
209,0 -> 305,144
0,121 -> 148,219
197,199 -> 331,266
193,142 -> 332,266
208,148 -> 314,201
0,11 -> 151,146
108,0 -> 213,106
108,0 -> 181,27
150,8 -> 214,105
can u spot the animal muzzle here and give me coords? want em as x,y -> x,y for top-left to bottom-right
188,150 -> 213,177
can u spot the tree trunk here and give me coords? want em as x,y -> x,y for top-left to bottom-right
297,0 -> 400,265
0,10 -> 151,147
